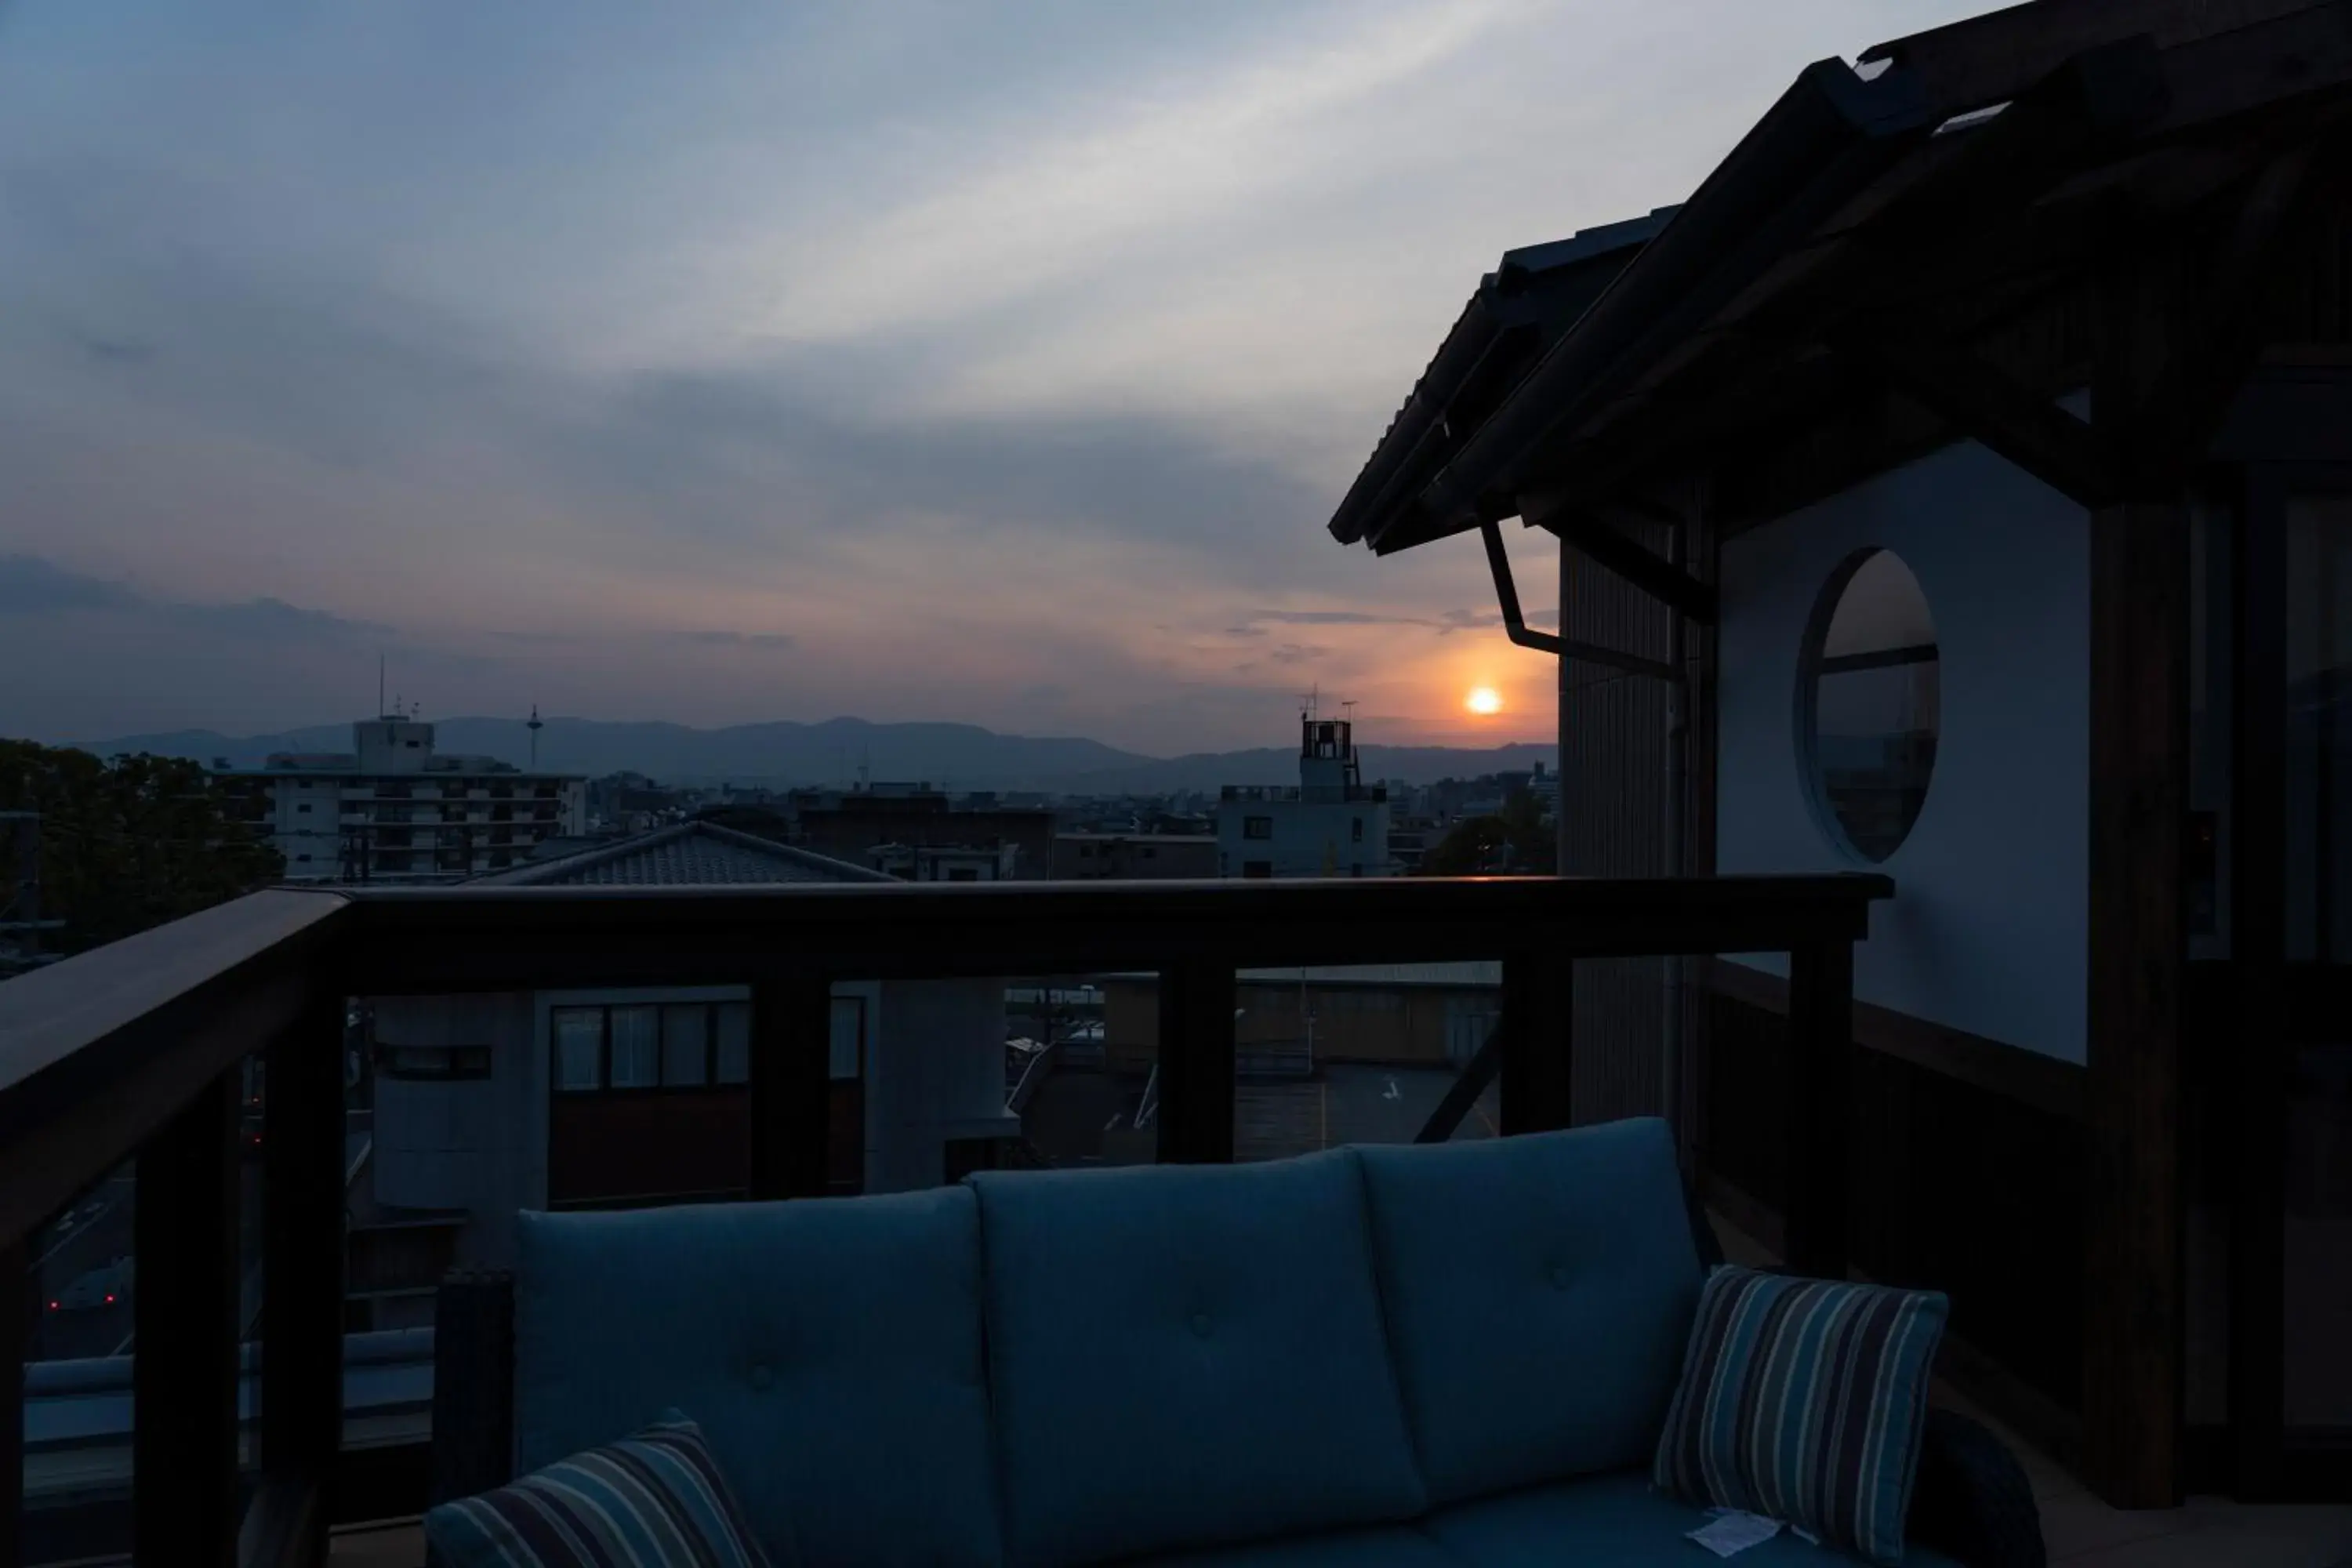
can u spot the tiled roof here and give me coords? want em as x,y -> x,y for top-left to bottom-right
470,822 -> 893,887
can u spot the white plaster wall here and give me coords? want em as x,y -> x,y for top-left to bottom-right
370,991 -> 535,1266
867,978 -> 1016,1193
1216,800 -> 1388,877
1716,437 -> 2090,1062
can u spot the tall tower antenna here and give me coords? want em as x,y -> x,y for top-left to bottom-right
527,703 -> 544,771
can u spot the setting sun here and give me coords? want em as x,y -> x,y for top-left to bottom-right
1465,686 -> 1504,716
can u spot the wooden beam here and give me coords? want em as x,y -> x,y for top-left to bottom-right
1783,940 -> 1856,1279
134,1073 -> 241,1568
1526,504 -> 1719,624
749,976 -> 832,1200
2131,140 -> 2345,482
1499,953 -> 1573,1134
1830,328 -> 2117,506
1154,961 -> 1236,1163
1414,1020 -> 1504,1143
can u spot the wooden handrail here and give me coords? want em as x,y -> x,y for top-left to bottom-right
0,869 -> 1890,1567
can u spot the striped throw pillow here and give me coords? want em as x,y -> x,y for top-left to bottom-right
1653,1268 -> 1947,1566
425,1410 -> 771,1568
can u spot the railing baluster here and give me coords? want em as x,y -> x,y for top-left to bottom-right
1784,938 -> 1855,1279
255,993 -> 349,1566
2,1236 -> 22,1568
134,1072 -> 240,1568
1500,953 -> 1573,1135
1154,962 -> 1236,1163
750,977 -> 833,1200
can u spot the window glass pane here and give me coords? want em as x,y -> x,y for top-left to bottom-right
661,1004 -> 710,1087
1800,548 -> 1940,862
713,1002 -> 752,1084
829,997 -> 864,1080
609,1005 -> 660,1087
553,1008 -> 603,1091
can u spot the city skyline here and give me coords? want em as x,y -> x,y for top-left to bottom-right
0,1 -> 1980,751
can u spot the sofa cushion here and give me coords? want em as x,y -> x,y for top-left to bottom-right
1420,1469 -> 1968,1567
511,1192 -> 1000,1567
1653,1268 -> 1948,1566
1131,1526 -> 1461,1567
1353,1118 -> 1704,1504
969,1152 -> 1426,1566
425,1410 -> 771,1568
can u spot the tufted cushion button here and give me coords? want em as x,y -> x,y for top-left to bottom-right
1189,1312 -> 1213,1338
1549,1263 -> 1573,1290
748,1362 -> 775,1392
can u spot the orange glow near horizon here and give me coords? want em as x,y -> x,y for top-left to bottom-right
1464,685 -> 1504,716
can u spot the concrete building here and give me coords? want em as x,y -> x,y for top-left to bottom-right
868,840 -> 1018,881
216,715 -> 586,884
1050,833 -> 1218,880
357,822 -> 1018,1315
784,785 -> 1057,880
1214,713 -> 1391,878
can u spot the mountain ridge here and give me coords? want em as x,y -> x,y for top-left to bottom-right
69,715 -> 1556,793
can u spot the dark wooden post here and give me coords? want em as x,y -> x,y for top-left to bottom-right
2230,466 -> 2288,1499
135,1073 -> 241,1568
750,977 -> 833,1200
258,993 -> 349,1564
1,1236 -> 23,1568
2082,255 -> 2190,1510
1499,953 -> 1573,1135
1155,961 -> 1236,1164
1783,939 -> 1854,1279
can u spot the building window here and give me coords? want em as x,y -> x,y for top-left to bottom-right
1351,864 -> 1363,877
1141,846 -> 1156,858
714,1001 -> 752,1083
947,867 -> 979,882
1243,816 -> 1274,840
379,1043 -> 492,1080
659,1004 -> 710,1087
1243,860 -> 1274,879
1798,548 -> 1941,862
829,996 -> 865,1080
296,854 -> 312,863
608,1005 -> 660,1087
554,1000 -> 764,1092
297,803 -> 313,814
552,1007 -> 604,1092
1351,817 -> 1363,843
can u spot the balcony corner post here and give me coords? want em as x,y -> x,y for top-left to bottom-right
1155,960 -> 1236,1164
1784,938 -> 1855,1279
1500,951 -> 1573,1136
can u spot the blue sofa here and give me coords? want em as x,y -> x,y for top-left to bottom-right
430,1118 -> 2041,1566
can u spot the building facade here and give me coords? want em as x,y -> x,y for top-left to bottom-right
1050,833 -> 1219,880
357,822 -> 1019,1314
1214,715 -> 1391,878
217,717 -> 587,883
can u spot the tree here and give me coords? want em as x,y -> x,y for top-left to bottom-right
0,740 -> 285,957
1417,788 -> 1556,877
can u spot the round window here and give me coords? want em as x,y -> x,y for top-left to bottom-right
1798,549 -> 1940,862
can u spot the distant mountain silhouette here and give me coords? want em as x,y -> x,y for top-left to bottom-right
71,715 -> 1556,794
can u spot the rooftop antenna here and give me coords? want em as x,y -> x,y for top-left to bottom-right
1341,699 -> 1358,726
528,703 -> 544,771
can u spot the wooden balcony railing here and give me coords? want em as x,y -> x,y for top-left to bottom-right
0,871 -> 1889,1568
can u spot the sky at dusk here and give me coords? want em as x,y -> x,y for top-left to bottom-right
0,0 -> 1982,754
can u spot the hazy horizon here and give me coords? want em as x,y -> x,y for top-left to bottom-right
0,1 -> 1980,752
